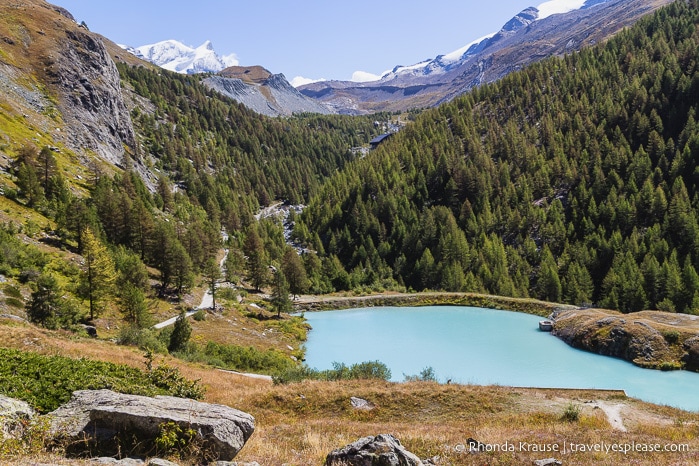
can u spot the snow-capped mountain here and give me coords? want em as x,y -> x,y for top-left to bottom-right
300,0 -> 669,114
378,0 -> 603,82
121,40 -> 238,74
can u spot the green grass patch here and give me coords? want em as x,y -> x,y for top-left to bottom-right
177,340 -> 296,375
268,315 -> 310,342
0,348 -> 204,413
273,360 -> 392,384
3,297 -> 23,308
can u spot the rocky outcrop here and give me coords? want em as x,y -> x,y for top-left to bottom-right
552,309 -> 699,370
204,72 -> 332,117
47,28 -> 136,166
0,0 -> 136,169
49,389 -> 255,462
682,336 -> 699,371
0,394 -> 35,438
325,434 -> 423,466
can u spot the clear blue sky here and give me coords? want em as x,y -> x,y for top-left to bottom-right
53,1 -> 542,83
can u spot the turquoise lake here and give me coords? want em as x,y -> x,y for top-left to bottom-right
302,306 -> 699,412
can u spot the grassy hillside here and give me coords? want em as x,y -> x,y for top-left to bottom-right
1,318 -> 698,465
297,0 -> 699,315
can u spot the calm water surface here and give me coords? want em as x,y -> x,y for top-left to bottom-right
303,306 -> 699,411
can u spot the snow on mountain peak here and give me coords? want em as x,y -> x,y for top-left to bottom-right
376,0 -> 606,82
536,0 -> 588,20
123,39 -> 239,75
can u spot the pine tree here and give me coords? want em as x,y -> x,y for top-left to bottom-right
79,228 -> 117,320
119,284 -> 150,328
202,257 -> 222,310
244,229 -> 268,291
281,248 -> 309,299
271,268 -> 292,318
224,247 -> 245,284
26,273 -> 61,329
168,310 -> 192,353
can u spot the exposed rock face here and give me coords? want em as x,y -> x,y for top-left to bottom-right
49,390 -> 254,462
552,309 -> 699,370
0,394 -> 35,438
0,0 -> 136,169
682,336 -> 699,371
204,71 -> 332,117
47,28 -> 136,166
325,434 -> 423,466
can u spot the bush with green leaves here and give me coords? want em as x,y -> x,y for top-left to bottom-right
404,366 -> 438,382
273,360 -> 391,384
117,326 -> 169,354
180,340 -> 295,375
561,402 -> 581,422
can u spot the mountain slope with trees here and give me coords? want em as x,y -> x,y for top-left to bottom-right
297,0 -> 699,314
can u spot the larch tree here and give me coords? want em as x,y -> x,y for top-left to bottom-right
202,257 -> 222,310
79,228 -> 117,320
244,229 -> 268,291
281,248 -> 309,299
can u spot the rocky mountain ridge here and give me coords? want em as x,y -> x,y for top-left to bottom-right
0,0 -> 139,171
203,67 -> 332,117
299,0 -> 674,114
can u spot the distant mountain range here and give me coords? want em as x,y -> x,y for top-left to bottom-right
299,0 -> 673,114
120,0 -> 672,116
121,41 -> 329,116
121,40 -> 237,74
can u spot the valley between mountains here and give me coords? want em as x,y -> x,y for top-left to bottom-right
1,0 -> 699,464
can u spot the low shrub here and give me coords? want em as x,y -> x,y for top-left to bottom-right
117,326 -> 168,354
273,360 -> 391,384
0,348 -> 204,413
561,402 -> 581,422
179,341 -> 295,375
404,366 -> 438,382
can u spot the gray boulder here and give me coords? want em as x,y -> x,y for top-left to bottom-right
325,434 -> 423,466
49,390 -> 254,462
350,397 -> 375,411
91,458 -> 144,465
534,459 -> 562,466
146,459 -> 179,466
0,394 -> 35,438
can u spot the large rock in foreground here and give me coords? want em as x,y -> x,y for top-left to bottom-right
49,390 -> 254,461
325,434 -> 423,466
0,394 -> 35,438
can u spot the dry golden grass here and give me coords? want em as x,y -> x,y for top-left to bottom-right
2,318 -> 698,465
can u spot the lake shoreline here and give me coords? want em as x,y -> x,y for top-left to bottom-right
293,291 -> 573,317
295,292 -> 699,375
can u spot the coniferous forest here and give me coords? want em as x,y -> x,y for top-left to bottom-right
3,1 -> 699,333
296,1 -> 699,313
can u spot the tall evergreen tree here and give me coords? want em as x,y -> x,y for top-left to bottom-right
271,268 -> 292,318
244,229 -> 268,291
79,228 -> 117,320
281,248 -> 309,299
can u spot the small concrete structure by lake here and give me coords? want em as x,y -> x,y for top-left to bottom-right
539,320 -> 553,331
